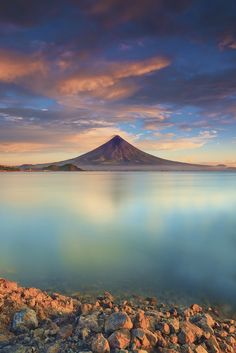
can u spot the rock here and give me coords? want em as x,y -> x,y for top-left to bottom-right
155,331 -> 168,348
134,310 -> 149,330
181,345 -> 195,353
80,303 -> 93,315
46,342 -> 61,353
191,304 -> 203,314
105,312 -> 133,333
11,308 -> 38,333
192,313 -> 215,332
0,344 -> 27,353
77,312 -> 101,332
170,335 -> 178,344
169,318 -> 180,333
205,335 -> 221,353
58,323 -> 73,339
159,322 -> 171,335
92,333 -> 110,353
178,321 -> 203,345
108,329 -> 130,349
131,328 -> 157,349
145,297 -> 158,306
194,345 -> 208,353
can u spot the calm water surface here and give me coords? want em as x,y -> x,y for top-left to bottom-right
0,172 -> 236,304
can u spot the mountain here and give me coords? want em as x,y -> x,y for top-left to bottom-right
28,135 -> 232,171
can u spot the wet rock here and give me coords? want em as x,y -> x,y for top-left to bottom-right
108,329 -> 130,349
11,308 -> 38,333
91,333 -> 110,353
105,312 -> 133,333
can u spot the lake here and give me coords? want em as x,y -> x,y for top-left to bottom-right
0,172 -> 236,305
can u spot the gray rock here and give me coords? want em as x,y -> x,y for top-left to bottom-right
11,308 -> 38,334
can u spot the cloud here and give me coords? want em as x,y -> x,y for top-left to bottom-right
0,0 -> 62,27
58,56 -> 170,99
218,34 -> 236,50
137,130 -> 218,151
0,50 -> 47,83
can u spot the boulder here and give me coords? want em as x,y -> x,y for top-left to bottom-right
11,308 -> 38,333
131,328 -> 157,349
105,312 -> 133,333
77,312 -> 101,332
134,310 -> 149,330
194,345 -> 208,353
108,329 -> 130,349
92,333 -> 110,353
178,321 -> 203,345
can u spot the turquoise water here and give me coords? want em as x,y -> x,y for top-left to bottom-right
0,172 -> 236,304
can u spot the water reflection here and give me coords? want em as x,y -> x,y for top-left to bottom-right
0,172 -> 236,304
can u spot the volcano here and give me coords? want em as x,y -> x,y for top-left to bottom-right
28,135 -> 231,171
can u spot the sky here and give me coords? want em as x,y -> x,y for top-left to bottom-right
0,0 -> 236,166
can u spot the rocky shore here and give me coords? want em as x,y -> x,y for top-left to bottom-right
0,279 -> 236,353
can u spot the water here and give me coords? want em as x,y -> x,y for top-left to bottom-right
0,172 -> 236,305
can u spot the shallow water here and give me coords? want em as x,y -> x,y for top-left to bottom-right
0,172 -> 236,304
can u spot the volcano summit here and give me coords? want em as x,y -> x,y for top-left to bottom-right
27,135 -> 232,171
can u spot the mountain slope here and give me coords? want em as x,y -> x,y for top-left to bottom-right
63,135 -> 195,166
24,135 -> 232,171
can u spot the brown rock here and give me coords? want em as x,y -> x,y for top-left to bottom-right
80,303 -> 93,315
105,312 -> 133,333
170,335 -> 178,344
108,329 -> 130,349
194,345 -> 208,353
178,321 -> 203,345
46,342 -> 61,353
58,323 -> 73,339
92,333 -> 110,353
191,304 -> 203,314
155,331 -> 168,348
134,310 -> 149,330
205,334 -> 221,353
169,318 -> 180,333
131,328 -> 157,349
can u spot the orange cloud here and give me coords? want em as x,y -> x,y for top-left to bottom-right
59,56 -> 170,98
0,50 -> 47,82
0,142 -> 51,153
